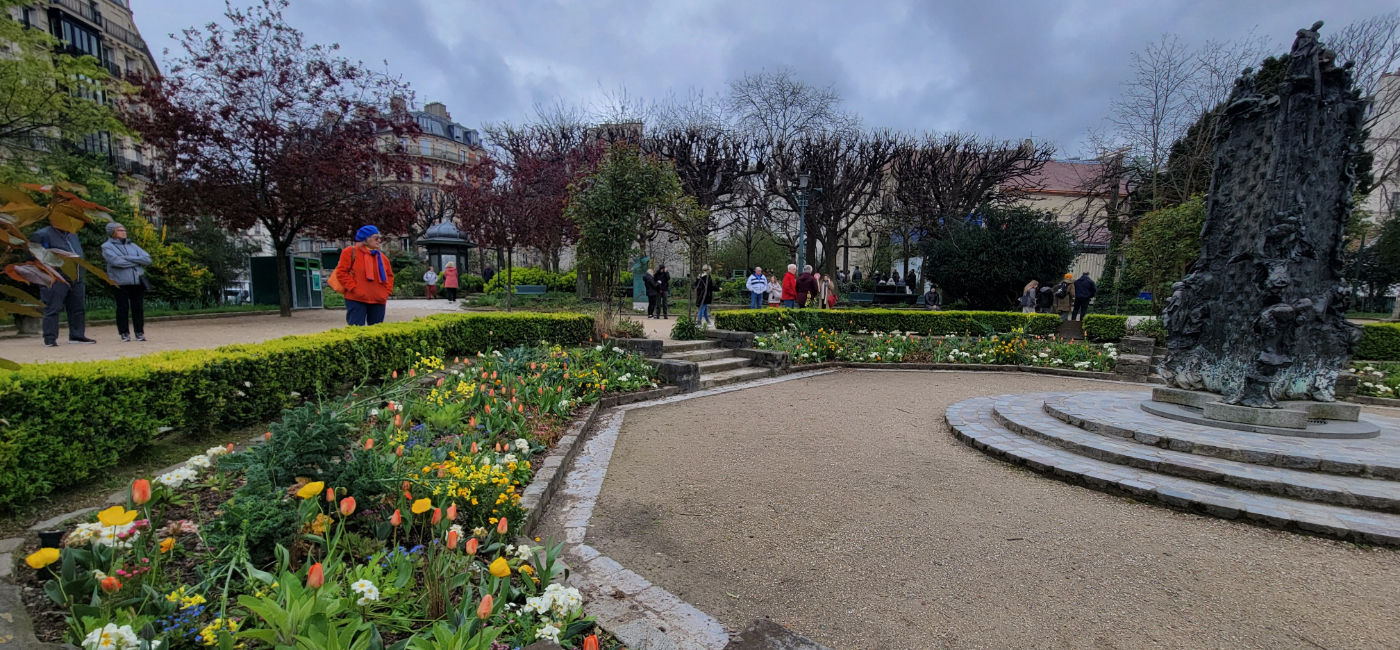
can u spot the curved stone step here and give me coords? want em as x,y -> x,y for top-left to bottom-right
989,394 -> 1400,513
946,397 -> 1400,545
1043,392 -> 1400,480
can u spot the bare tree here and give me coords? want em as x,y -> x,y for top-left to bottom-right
1329,12 -> 1400,218
1108,34 -> 1202,207
890,132 -> 1057,234
727,67 -> 858,148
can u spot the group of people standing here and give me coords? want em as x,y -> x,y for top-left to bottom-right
745,264 -> 839,310
30,220 -> 154,347
420,262 -> 460,302
1021,272 -> 1097,321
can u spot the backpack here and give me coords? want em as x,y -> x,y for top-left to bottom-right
1055,282 -> 1068,298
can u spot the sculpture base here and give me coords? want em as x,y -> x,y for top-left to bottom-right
1141,387 -> 1377,439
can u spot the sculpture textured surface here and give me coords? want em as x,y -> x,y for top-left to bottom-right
1160,23 -> 1366,407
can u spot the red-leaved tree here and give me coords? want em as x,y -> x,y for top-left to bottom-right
125,0 -> 414,316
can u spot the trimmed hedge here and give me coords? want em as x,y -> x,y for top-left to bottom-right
1083,314 -> 1128,342
712,308 -> 1059,336
0,312 -> 594,511
1359,323 -> 1400,361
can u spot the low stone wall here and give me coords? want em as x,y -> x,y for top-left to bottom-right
645,358 -> 699,393
705,329 -> 755,349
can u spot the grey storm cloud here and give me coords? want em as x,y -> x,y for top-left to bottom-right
133,0 -> 1387,155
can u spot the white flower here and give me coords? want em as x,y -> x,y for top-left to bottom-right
516,544 -> 534,562
1038,352 -> 1049,358
369,408 -> 380,417
156,467 -> 199,489
243,381 -> 252,388
492,350 -> 502,357
185,455 -> 212,470
1074,361 -> 1092,369
594,345 -> 604,352
618,373 -> 632,382
290,391 -> 301,398
448,524 -> 464,540
536,623 -> 562,643
514,438 -> 530,451
1364,381 -> 1375,388
613,346 -> 625,354
351,579 -> 376,594
83,623 -> 142,650
206,445 -> 230,458
503,453 -> 518,464
1364,366 -> 1376,372
233,390 -> 246,397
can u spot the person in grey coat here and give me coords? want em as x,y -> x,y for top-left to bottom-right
30,224 -> 96,346
101,222 -> 153,342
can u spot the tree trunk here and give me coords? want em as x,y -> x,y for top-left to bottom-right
504,247 -> 514,312
274,244 -> 293,317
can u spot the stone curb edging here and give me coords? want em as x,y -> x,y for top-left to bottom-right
1352,394 -> 1400,409
532,371 -> 839,650
2,308 -> 286,334
785,360 -> 1145,383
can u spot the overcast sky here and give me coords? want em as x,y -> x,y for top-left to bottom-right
130,0 -> 1387,157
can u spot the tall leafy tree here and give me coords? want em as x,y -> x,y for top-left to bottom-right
1124,195 -> 1206,309
920,204 -> 1076,310
125,0 -> 414,316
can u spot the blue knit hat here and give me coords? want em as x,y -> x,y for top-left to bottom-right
354,225 -> 380,242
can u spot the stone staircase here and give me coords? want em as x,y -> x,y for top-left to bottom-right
947,390 -> 1400,544
660,339 -> 774,390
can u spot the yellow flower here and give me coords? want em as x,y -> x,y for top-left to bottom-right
160,537 -> 176,554
295,481 -> 325,500
411,498 -> 432,514
519,564 -> 535,575
25,547 -> 60,569
488,556 -> 511,578
96,506 -> 138,527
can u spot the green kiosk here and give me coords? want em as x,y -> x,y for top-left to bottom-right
250,255 -> 324,309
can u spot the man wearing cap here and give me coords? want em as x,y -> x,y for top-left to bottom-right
30,222 -> 97,346
333,225 -> 394,326
1052,272 -> 1075,322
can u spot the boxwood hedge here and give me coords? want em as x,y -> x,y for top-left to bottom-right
1359,323 -> 1400,361
1082,314 -> 1128,342
712,308 -> 1059,336
0,312 -> 593,511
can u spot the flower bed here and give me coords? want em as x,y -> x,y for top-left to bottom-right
17,343 -> 657,649
756,328 -> 1118,371
1353,362 -> 1400,398
713,308 -> 1060,336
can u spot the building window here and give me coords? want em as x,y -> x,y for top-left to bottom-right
420,165 -> 432,183
459,150 -> 467,163
420,139 -> 432,156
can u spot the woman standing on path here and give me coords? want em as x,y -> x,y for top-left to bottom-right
101,222 -> 152,342
443,262 -> 459,302
423,267 -> 438,300
694,265 -> 717,327
1020,280 -> 1040,314
333,225 -> 394,326
822,275 -> 838,309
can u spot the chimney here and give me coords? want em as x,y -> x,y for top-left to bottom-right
425,102 -> 450,120
390,95 -> 407,114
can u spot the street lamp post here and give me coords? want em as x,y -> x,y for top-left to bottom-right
794,173 -> 816,272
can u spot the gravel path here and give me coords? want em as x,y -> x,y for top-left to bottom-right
0,299 -> 463,364
588,370 -> 1400,649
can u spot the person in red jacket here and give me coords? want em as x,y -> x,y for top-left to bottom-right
334,225 -> 395,326
781,263 -> 798,308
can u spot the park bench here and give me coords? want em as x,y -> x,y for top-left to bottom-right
848,291 -> 875,305
872,292 -> 917,306
513,284 -> 547,297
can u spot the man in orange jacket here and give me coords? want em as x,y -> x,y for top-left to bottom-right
334,225 -> 395,326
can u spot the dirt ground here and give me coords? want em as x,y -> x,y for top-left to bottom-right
0,299 -> 464,365
588,370 -> 1400,649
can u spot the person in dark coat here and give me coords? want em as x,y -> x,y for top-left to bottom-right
1037,283 -> 1054,313
482,265 -> 495,286
643,268 -> 660,318
906,268 -> 918,294
795,265 -> 819,307
30,224 -> 96,346
693,265 -> 717,327
654,264 -> 672,319
852,266 -> 863,283
1072,272 -> 1097,321
923,285 -> 942,310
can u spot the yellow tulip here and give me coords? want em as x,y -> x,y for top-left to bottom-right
25,547 -> 60,569
411,498 -> 432,515
295,481 -> 325,500
97,506 -> 137,527
488,556 -> 511,578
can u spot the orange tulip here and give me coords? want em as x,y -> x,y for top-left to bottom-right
447,529 -> 460,549
263,431 -> 272,441
392,370 -> 398,379
469,417 -> 477,429
395,445 -> 404,457
390,509 -> 402,527
394,413 -> 403,428
131,479 -> 151,505
496,517 -> 508,535
364,438 -> 374,450
436,377 -> 444,387
485,404 -> 491,415
491,371 -> 497,380
431,507 -> 442,525
476,594 -> 493,620
470,441 -> 479,453
339,496 -> 357,516
409,368 -> 416,377
325,487 -> 335,502
100,576 -> 122,593
307,562 -> 324,589
446,504 -> 457,521
402,481 -> 411,492
464,537 -> 479,555
519,403 -> 525,413
584,635 -> 600,650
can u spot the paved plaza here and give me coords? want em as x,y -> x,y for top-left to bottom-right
567,370 -> 1400,649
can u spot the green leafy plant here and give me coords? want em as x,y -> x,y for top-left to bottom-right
670,315 -> 705,340
1130,317 -> 1167,345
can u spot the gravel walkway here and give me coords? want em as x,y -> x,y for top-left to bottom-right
0,299 -> 462,364
588,370 -> 1400,649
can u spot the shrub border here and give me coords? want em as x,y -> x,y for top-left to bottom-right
0,312 -> 595,511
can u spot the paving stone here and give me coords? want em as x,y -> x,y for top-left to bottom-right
0,538 -> 22,554
28,506 -> 98,532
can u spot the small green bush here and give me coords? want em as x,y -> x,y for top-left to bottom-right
1130,316 -> 1167,345
1359,323 -> 1400,361
483,267 -> 577,293
1083,314 -> 1128,342
671,315 -> 706,340
712,308 -> 1059,336
0,312 -> 594,511
460,274 -> 485,293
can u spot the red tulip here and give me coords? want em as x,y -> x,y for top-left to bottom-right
306,562 -> 324,589
431,507 -> 442,525
409,368 -> 416,377
390,509 -> 402,527
263,431 -> 272,441
446,504 -> 457,521
447,529 -> 460,549
339,496 -> 356,516
100,576 -> 122,593
584,636 -> 600,650
226,443 -> 235,453
476,594 -> 493,619
496,517 -> 508,535
131,479 -> 151,505
464,538 -> 479,555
